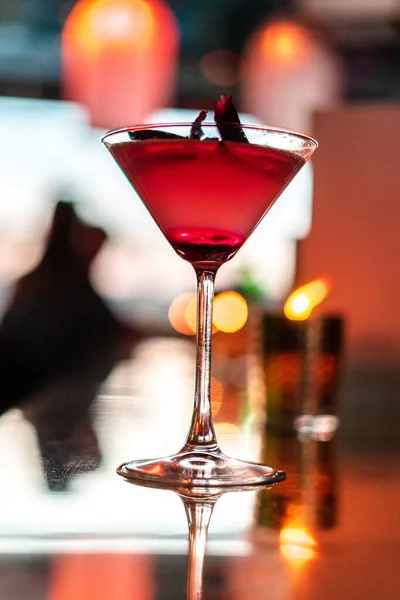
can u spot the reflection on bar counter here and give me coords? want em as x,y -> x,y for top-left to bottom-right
255,433 -> 338,535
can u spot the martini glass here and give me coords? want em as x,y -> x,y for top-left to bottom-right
102,123 -> 317,488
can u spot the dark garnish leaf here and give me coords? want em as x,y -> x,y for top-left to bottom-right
190,109 -> 208,139
214,95 -> 248,143
129,130 -> 184,141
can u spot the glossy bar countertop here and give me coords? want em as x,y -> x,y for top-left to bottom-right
0,335 -> 399,600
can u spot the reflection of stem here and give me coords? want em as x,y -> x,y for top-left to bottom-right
182,496 -> 217,600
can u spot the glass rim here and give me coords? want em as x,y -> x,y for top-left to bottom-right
101,122 -> 318,148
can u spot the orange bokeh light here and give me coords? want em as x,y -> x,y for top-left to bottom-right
181,294 -> 219,335
214,422 -> 243,445
213,291 -> 248,333
284,279 -> 328,321
62,0 -> 179,128
63,0 -> 155,52
262,21 -> 311,67
210,376 -> 224,417
184,294 -> 198,334
169,290 -> 248,336
168,292 -> 197,336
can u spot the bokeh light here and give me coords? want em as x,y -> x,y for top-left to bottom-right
214,422 -> 243,447
213,291 -> 248,333
63,0 -> 155,51
62,0 -> 179,128
200,49 -> 242,87
170,291 -> 249,335
284,279 -> 328,320
91,0 -> 154,46
168,292 -> 197,335
184,294 -> 198,334
210,376 -> 224,417
261,21 -> 311,67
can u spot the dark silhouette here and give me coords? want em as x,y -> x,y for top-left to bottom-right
0,202 -> 136,490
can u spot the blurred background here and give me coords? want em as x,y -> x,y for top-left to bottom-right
0,1 -> 399,599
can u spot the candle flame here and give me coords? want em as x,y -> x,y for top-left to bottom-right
284,279 -> 328,321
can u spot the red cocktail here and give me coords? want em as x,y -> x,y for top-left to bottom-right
109,138 -> 304,268
102,121 -> 317,489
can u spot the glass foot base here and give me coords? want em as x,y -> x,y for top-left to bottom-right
117,449 -> 286,490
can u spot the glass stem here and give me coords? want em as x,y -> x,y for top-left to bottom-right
184,270 -> 219,452
183,497 -> 216,600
